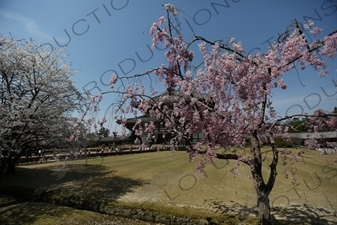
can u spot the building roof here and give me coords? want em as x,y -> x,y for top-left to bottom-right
93,135 -> 131,143
286,131 -> 337,139
123,116 -> 159,124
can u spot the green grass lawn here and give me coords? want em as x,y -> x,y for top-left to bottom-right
1,148 -> 336,224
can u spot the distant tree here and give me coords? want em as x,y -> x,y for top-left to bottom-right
333,106 -> 337,114
0,35 -> 87,175
284,117 -> 309,133
274,136 -> 301,148
91,4 -> 337,225
283,108 -> 337,133
97,127 -> 110,138
87,138 -> 97,148
110,142 -> 116,149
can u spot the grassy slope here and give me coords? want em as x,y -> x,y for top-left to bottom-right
1,148 -> 336,224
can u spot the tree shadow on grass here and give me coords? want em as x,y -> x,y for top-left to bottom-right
205,199 -> 337,225
0,201 -> 161,225
272,204 -> 337,225
204,199 -> 258,223
0,202 -> 76,225
1,164 -> 147,208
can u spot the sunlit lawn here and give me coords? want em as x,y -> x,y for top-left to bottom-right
1,147 -> 336,224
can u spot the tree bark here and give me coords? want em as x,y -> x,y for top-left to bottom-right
250,132 -> 275,225
255,185 -> 272,225
7,156 -> 16,173
0,156 -> 16,175
0,158 -> 5,182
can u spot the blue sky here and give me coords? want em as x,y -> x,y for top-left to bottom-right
1,0 -> 336,133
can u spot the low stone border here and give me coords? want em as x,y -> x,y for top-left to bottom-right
0,194 -> 20,208
1,188 -> 210,225
32,190 -> 209,225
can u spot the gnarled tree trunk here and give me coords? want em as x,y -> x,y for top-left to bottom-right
255,182 -> 272,225
250,132 -> 278,225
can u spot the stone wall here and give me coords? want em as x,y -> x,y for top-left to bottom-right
2,187 -> 211,225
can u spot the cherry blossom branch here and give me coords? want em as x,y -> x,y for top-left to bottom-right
269,112 -> 336,130
193,35 -> 246,59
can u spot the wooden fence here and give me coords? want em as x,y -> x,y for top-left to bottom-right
16,148 -> 158,165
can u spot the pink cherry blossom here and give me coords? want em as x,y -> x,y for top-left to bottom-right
109,74 -> 118,88
87,5 -> 337,224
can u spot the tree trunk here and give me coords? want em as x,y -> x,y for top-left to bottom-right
7,156 -> 16,173
0,158 -> 5,182
249,131 -> 278,225
256,187 -> 272,225
0,157 -> 16,175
